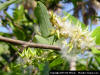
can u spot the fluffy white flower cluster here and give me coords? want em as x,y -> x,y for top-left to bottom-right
50,12 -> 96,59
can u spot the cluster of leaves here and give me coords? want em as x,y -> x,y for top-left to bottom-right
0,0 -> 100,75
0,0 -> 69,74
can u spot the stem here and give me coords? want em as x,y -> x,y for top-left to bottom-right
70,57 -> 76,70
0,36 -> 61,50
0,36 -> 100,50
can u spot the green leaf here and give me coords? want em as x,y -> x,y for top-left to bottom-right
49,57 -> 64,68
34,1 -> 53,37
92,26 -> 100,45
34,35 -> 50,44
63,11 -> 86,30
71,0 -> 77,8
91,47 -> 100,54
0,42 -> 9,54
14,28 -> 26,40
38,63 -> 45,71
47,35 -> 54,45
0,32 -> 13,37
76,64 -> 86,70
39,62 -> 49,75
95,56 -> 100,66
13,5 -> 24,22
53,38 -> 64,46
0,0 -> 17,11
88,57 -> 93,67
91,63 -> 98,70
77,59 -> 87,65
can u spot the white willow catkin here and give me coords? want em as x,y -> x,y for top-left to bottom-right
50,12 -> 96,61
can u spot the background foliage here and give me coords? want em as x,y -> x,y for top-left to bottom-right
0,0 -> 100,75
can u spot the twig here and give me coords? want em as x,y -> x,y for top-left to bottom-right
0,36 -> 61,51
0,36 -> 100,50
70,57 -> 76,70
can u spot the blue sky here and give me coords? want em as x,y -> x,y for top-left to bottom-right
61,2 -> 100,30
0,3 -> 14,33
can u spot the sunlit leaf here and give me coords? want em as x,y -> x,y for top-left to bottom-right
13,5 -> 24,22
91,47 -> 100,54
0,0 -> 17,11
0,42 -> 9,54
34,1 -> 53,37
63,11 -> 86,29
92,26 -> 100,45
34,35 -> 50,44
49,57 -> 64,68
95,56 -> 100,66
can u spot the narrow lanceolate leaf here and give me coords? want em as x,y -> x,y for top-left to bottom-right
49,57 -> 64,68
95,56 -> 100,66
33,35 -> 50,44
63,11 -> 86,30
0,0 -> 17,11
34,1 -> 52,37
92,26 -> 100,45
